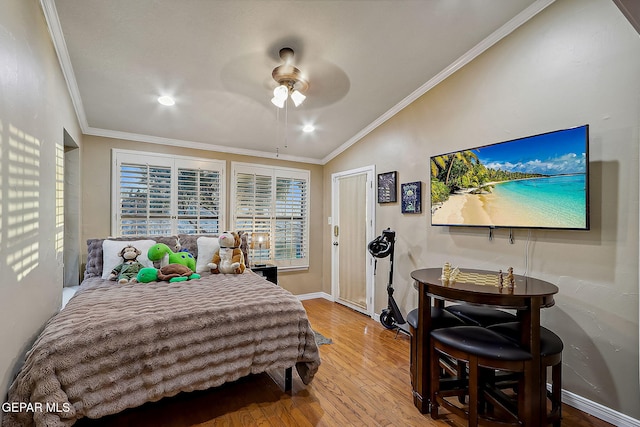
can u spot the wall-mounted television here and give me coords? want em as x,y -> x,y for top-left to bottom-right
430,125 -> 589,230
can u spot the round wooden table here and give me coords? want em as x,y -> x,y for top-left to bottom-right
410,268 -> 559,426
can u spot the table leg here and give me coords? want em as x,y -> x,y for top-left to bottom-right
518,300 -> 543,426
413,282 -> 434,413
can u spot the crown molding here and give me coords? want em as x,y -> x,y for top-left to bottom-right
85,127 -> 324,165
321,0 -> 556,165
612,0 -> 640,35
40,0 -> 89,132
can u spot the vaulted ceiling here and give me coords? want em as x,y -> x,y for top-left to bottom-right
45,0 -> 553,164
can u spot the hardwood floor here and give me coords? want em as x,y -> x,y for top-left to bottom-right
76,298 -> 614,427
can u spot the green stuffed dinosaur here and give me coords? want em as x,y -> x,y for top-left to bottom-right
147,243 -> 197,272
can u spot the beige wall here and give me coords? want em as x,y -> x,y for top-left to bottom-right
324,0 -> 640,418
0,0 -> 83,411
80,135 -> 323,295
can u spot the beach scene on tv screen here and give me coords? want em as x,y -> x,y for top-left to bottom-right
430,126 -> 588,229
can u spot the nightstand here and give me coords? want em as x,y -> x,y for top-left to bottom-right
251,264 -> 278,285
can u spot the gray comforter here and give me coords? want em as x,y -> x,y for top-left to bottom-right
3,271 -> 320,427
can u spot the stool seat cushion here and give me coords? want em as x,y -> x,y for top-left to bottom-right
431,326 -> 532,361
487,322 -> 564,357
406,307 -> 465,330
445,304 -> 517,327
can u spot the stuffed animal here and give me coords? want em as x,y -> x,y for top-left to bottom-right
137,265 -> 200,283
208,231 -> 246,274
109,245 -> 145,284
147,243 -> 196,272
137,267 -> 159,283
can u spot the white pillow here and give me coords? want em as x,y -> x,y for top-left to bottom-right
195,236 -> 220,273
101,239 -> 157,279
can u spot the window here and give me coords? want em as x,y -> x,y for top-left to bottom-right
231,162 -> 309,269
112,150 -> 225,236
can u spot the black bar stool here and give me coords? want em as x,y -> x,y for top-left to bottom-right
488,322 -> 563,426
407,307 -> 465,331
430,326 -> 532,426
445,304 -> 517,327
407,308 -> 466,387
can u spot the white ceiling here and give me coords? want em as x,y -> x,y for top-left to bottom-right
45,0 -> 553,164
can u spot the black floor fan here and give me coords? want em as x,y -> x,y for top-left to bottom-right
368,228 -> 410,336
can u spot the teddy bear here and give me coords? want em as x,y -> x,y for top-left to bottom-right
208,231 -> 246,274
109,245 -> 145,284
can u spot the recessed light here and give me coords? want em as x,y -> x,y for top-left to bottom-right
302,124 -> 315,133
157,95 -> 175,106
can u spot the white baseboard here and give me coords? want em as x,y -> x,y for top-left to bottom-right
296,292 -> 333,301
560,388 -> 640,427
297,294 -> 640,426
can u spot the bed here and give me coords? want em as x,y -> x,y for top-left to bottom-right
2,234 -> 320,427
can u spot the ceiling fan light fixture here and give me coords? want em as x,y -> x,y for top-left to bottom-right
271,84 -> 289,108
290,89 -> 306,107
271,95 -> 286,108
270,47 -> 309,109
273,84 -> 288,100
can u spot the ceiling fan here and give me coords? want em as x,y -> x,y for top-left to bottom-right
271,47 -> 309,108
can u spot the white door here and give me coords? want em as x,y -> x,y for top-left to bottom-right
331,166 -> 375,315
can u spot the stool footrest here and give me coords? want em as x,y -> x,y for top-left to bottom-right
433,394 -> 470,422
439,356 -> 463,378
482,384 -> 518,417
438,376 -> 468,392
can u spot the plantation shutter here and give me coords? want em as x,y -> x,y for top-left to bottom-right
234,171 -> 273,235
113,150 -> 225,236
232,162 -> 309,269
118,162 -> 173,236
275,176 -> 307,263
176,166 -> 222,234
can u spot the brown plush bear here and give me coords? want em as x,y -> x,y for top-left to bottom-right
208,231 -> 246,274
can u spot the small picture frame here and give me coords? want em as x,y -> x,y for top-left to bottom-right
377,171 -> 397,203
401,181 -> 422,213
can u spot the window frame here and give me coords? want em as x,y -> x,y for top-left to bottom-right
231,161 -> 310,270
111,149 -> 226,236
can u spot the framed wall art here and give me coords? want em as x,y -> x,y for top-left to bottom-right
401,181 -> 422,213
377,171 -> 397,203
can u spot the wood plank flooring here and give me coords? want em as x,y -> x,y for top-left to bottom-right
76,298 -> 614,427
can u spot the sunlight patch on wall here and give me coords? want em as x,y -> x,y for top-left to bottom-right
56,141 -> 64,254
6,124 -> 40,281
0,120 -> 3,247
